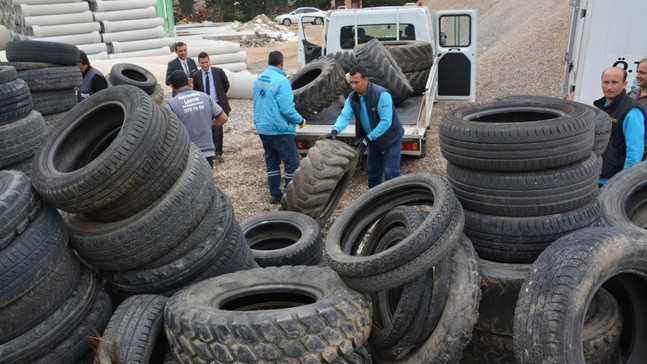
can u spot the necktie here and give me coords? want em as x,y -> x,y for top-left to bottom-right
205,71 -> 210,96
182,61 -> 189,75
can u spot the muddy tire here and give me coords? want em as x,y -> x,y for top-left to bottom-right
164,266 -> 371,363
290,55 -> 347,117
354,39 -> 413,105
281,139 -> 359,226
6,40 -> 79,66
0,170 -> 41,249
16,66 -> 82,92
109,63 -> 158,95
0,110 -> 46,169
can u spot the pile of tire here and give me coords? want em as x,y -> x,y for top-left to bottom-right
29,84 -> 255,302
3,40 -> 82,132
324,173 -> 481,363
0,170 -> 112,363
0,64 -> 46,175
438,95 -> 614,362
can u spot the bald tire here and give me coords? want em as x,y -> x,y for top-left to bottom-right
109,63 -> 157,95
164,266 -> 372,364
0,170 -> 41,249
289,55 -> 347,117
281,139 -> 359,226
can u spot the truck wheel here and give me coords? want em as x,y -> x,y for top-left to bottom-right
0,78 -> 33,125
439,96 -> 595,172
281,139 -> 359,226
240,210 -> 323,267
513,227 -> 647,363
289,55 -> 347,117
164,266 -> 371,363
383,40 -> 433,73
446,152 -> 600,217
0,170 -> 41,249
332,50 -> 357,73
109,63 -> 157,95
354,39 -> 413,104
404,69 -> 430,96
6,40 -> 80,66
599,160 -> 647,232
17,66 -> 82,92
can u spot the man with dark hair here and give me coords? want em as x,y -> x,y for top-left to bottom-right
595,66 -> 646,185
253,50 -> 306,204
325,64 -> 404,188
165,41 -> 197,86
77,50 -> 107,102
628,57 -> 647,113
167,70 -> 228,168
192,51 -> 231,163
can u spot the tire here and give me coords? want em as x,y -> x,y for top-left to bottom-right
0,65 -> 17,84
332,50 -> 357,73
281,139 -> 359,226
109,63 -> 157,95
404,69 -> 430,96
465,199 -> 600,263
0,170 -> 41,249
354,39 -> 413,105
460,329 -> 515,364
439,96 -> 596,172
30,85 -> 170,216
0,61 -> 60,71
16,66 -> 82,91
599,160 -> 647,232
42,111 -> 68,133
446,152 -> 601,217
164,266 -> 372,363
313,17 -> 323,25
383,40 -> 433,73
240,210 -> 323,267
0,110 -> 46,169
6,40 -> 79,66
513,227 -> 647,363
0,78 -> 33,125
289,55 -> 348,117
282,18 -> 291,26
64,145 -> 212,271
30,89 -> 78,115
99,295 -> 169,364
324,173 -> 462,292
150,83 -> 164,105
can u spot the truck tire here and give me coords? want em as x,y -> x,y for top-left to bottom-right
354,39 -> 413,105
164,266 -> 372,363
16,66 -> 82,92
240,210 -> 323,267
465,199 -> 600,263
30,89 -> 78,116
383,40 -> 433,73
404,69 -> 430,96
439,96 -> 595,172
324,173 -> 462,292
446,152 -> 600,217
289,55 -> 347,117
332,50 -> 357,73
281,139 -> 359,226
99,295 -> 169,364
109,63 -> 157,95
0,170 -> 41,249
0,78 -> 33,125
599,160 -> 647,232
0,110 -> 46,168
30,85 -> 168,215
513,227 -> 647,363
0,65 -> 17,84
6,40 -> 79,66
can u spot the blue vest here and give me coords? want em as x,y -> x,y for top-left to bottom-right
350,82 -> 404,152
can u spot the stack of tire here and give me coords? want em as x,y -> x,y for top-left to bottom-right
324,173 -> 481,363
29,84 -> 255,303
3,40 -> 82,132
0,64 -> 46,175
0,170 -> 112,363
438,95 -> 612,362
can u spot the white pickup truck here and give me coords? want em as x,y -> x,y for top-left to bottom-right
293,6 -> 477,157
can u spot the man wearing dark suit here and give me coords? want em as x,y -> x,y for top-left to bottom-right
192,52 -> 231,163
165,41 -> 198,86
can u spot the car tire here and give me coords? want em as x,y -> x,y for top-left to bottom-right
16,66 -> 82,92
0,78 -> 33,125
0,110 -> 46,169
6,40 -> 79,66
109,63 -> 158,95
599,160 -> 647,232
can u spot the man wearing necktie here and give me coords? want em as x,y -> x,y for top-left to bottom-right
165,42 -> 198,87
192,52 -> 231,163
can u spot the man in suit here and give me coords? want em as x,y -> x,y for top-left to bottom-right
192,52 -> 231,163
165,41 -> 198,86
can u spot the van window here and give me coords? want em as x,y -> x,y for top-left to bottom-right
339,23 -> 416,49
438,14 -> 471,47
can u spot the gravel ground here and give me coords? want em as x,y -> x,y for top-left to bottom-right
214,0 -> 572,233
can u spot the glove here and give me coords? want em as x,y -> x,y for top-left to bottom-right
355,137 -> 369,153
299,119 -> 306,129
321,129 -> 338,140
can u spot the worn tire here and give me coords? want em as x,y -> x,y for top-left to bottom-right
290,55 -> 348,117
164,266 -> 372,363
6,40 -> 79,66
30,89 -> 78,116
354,39 -> 412,105
0,78 -> 33,125
513,227 -> 647,363
99,295 -> 169,364
383,40 -> 433,73
446,152 -> 601,217
0,65 -> 17,84
281,138 -> 359,226
599,160 -> 647,232
109,63 -> 157,95
0,110 -> 46,169
332,50 -> 357,73
439,96 -> 596,172
240,210 -> 323,267
17,66 -> 82,92
30,85 -> 170,216
404,69 -> 430,96
0,170 -> 41,249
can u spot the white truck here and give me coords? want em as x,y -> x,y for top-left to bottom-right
563,0 -> 646,105
293,6 -> 477,157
